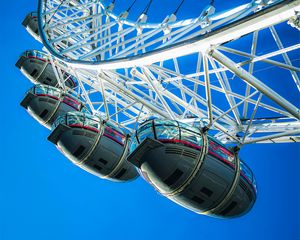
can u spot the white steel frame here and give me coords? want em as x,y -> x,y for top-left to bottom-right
31,0 -> 300,145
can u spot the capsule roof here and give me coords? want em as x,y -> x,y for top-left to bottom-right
27,84 -> 87,107
53,111 -> 125,136
139,119 -> 202,134
20,50 -> 49,62
137,119 -> 228,149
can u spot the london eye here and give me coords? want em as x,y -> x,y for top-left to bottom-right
17,0 -> 299,219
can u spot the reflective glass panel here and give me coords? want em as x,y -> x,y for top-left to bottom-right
26,50 -> 47,60
67,114 -> 80,125
104,126 -> 125,144
155,125 -> 179,140
240,161 -> 253,183
178,122 -> 199,134
49,88 -> 61,97
137,122 -> 154,143
154,119 -> 178,126
180,128 -> 202,146
130,136 -> 139,153
208,138 -> 235,164
85,117 -> 99,129
252,177 -> 257,192
105,122 -> 124,135
34,86 -> 47,95
81,106 -> 90,114
52,115 -> 65,129
63,96 -> 81,110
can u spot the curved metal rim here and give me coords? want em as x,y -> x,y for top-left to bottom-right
37,0 -> 290,68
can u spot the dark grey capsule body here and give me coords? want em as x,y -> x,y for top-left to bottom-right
22,12 -> 39,39
128,119 -> 257,218
16,50 -> 77,88
48,112 -> 139,182
20,85 -> 87,129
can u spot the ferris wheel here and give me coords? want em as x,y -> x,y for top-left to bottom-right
31,0 -> 300,145
18,0 -> 300,218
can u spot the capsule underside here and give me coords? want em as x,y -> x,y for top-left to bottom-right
50,124 -> 139,182
129,138 -> 256,218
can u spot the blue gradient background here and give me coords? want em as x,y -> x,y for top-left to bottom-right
0,1 -> 299,240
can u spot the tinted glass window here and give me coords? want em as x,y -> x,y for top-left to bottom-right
155,125 -> 179,140
67,114 -> 81,125
104,126 -> 125,144
154,119 -> 177,126
130,136 -> 139,153
81,106 -> 90,114
35,86 -> 46,95
208,139 -> 235,164
63,96 -> 81,110
180,128 -> 201,145
137,122 -> 154,142
240,161 -> 253,182
52,115 -> 65,129
47,87 -> 60,97
85,117 -> 99,129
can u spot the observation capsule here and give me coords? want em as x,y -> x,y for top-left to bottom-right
48,112 -> 139,182
21,12 -> 77,48
16,50 -> 77,88
128,119 -> 257,218
20,84 -> 89,129
22,12 -> 39,40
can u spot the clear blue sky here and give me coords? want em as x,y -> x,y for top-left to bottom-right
0,1 -> 299,240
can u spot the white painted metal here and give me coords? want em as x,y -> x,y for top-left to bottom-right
24,0 -> 300,145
